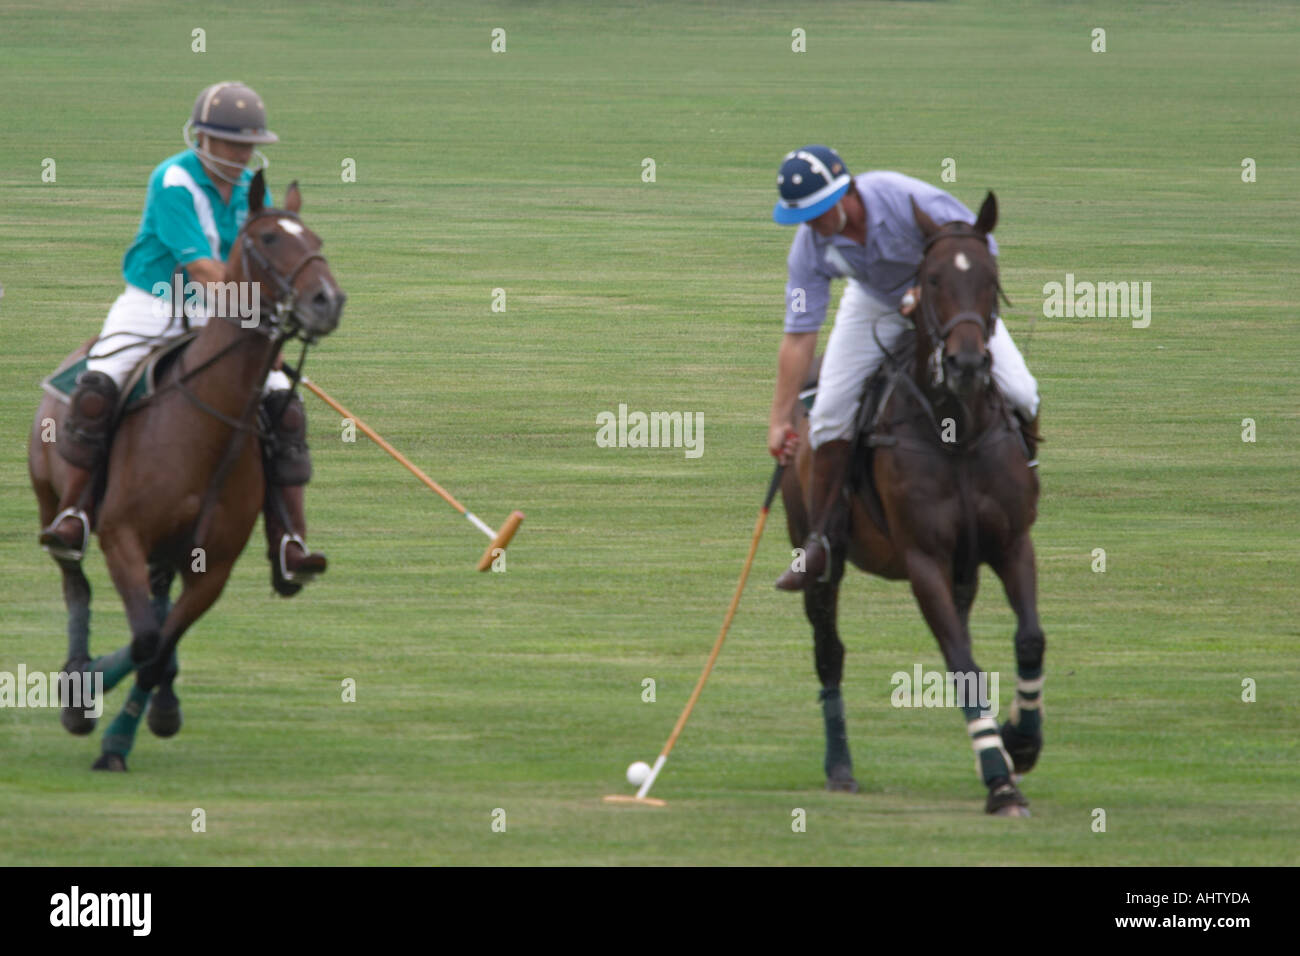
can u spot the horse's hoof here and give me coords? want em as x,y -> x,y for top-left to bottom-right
58,657 -> 97,735
826,766 -> 860,793
999,720 -> 1042,774
985,776 -> 1029,815
92,753 -> 127,772
146,692 -> 182,738
60,707 -> 98,736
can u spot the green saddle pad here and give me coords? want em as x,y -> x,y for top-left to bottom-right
44,357 -> 148,407
40,333 -> 197,412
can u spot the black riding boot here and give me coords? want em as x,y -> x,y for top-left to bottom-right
39,371 -> 119,561
261,390 -> 327,597
1017,409 -> 1041,464
265,483 -> 327,596
776,439 -> 852,591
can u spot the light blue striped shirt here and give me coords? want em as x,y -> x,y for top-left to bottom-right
783,171 -> 997,333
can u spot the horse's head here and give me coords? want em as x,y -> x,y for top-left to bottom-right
230,169 -> 345,343
910,192 -> 1001,403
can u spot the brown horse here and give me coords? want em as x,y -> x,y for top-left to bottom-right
27,171 -> 344,769
781,192 -> 1044,815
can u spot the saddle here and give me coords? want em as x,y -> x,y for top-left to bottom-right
41,332 -> 199,422
801,330 -> 1024,537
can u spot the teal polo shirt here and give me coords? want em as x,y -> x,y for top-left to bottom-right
122,150 -> 271,294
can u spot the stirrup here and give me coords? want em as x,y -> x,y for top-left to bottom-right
40,508 -> 90,562
278,532 -> 309,582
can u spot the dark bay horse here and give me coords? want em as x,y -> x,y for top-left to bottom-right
27,171 -> 343,769
781,192 -> 1044,815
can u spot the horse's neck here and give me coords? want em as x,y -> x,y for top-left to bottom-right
182,317 -> 277,416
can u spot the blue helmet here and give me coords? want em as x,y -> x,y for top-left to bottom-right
772,145 -> 851,225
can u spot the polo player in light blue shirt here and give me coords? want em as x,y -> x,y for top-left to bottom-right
767,146 -> 1041,590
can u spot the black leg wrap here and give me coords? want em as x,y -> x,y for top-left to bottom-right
820,687 -> 857,791
260,390 -> 312,486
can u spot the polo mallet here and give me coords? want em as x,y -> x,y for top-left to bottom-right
299,376 -> 524,571
604,460 -> 786,807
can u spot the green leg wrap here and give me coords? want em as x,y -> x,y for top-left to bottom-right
91,645 -> 136,693
101,684 -> 151,756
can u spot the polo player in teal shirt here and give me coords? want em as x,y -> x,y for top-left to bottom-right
41,82 -> 327,597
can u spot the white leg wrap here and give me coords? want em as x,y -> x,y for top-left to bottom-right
967,716 -> 1014,779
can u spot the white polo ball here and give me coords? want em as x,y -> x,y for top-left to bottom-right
626,760 -> 652,786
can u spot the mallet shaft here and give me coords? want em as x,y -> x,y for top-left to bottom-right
300,376 -> 471,517
300,376 -> 524,570
639,463 -> 785,798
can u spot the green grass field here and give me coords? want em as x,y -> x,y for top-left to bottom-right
1,0 -> 1297,865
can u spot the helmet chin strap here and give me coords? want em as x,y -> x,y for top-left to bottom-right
182,120 -> 270,186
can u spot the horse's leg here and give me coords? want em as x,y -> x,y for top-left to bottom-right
92,533 -> 162,771
79,563 -> 170,700
54,557 -> 98,735
137,564 -> 231,737
146,563 -> 182,738
805,551 -> 857,792
953,559 -> 978,632
101,532 -> 162,664
992,534 -> 1045,775
904,548 -> 1027,815
32,456 -> 98,734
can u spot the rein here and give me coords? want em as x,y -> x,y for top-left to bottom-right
177,209 -> 321,550
898,225 -> 1010,453
871,224 -> 1016,573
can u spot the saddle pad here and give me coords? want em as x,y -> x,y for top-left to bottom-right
41,333 -> 197,413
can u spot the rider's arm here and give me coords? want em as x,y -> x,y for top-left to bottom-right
768,229 -> 830,460
768,331 -> 817,458
183,257 -> 226,286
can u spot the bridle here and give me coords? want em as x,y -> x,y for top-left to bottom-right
178,208 -> 332,552
915,226 -> 1009,391
161,208 -> 329,434
236,208 -> 329,342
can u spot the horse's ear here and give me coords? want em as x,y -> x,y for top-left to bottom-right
974,191 -> 997,235
249,169 -> 265,213
285,180 -> 301,214
911,196 -> 939,239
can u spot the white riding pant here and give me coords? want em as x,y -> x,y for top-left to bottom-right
809,279 -> 1040,449
86,284 -> 291,393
